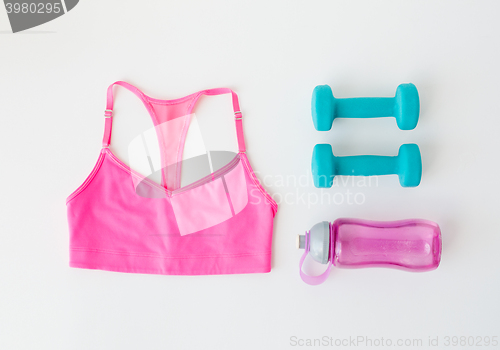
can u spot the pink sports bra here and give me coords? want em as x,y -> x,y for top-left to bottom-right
66,82 -> 277,275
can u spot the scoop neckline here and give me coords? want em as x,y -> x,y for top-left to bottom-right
103,148 -> 242,197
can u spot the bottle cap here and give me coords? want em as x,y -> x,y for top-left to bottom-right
298,221 -> 330,264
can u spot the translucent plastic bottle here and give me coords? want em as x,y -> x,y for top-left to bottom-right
298,219 -> 442,285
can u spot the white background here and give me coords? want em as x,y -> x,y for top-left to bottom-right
1,1 -> 499,349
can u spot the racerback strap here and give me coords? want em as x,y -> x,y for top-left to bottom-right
102,82 -> 246,154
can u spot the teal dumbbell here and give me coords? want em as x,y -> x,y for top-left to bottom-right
312,83 -> 420,131
312,144 -> 422,188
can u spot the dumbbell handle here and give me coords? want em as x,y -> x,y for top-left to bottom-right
335,97 -> 394,119
335,154 -> 397,176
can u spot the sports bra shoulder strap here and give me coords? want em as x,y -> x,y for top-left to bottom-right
198,88 -> 246,153
102,81 -> 153,148
102,83 -> 246,154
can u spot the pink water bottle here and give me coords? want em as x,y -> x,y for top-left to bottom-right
298,219 -> 442,285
